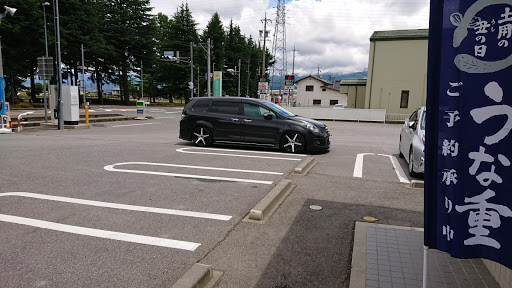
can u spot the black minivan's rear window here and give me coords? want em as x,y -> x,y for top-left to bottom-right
210,101 -> 240,115
191,99 -> 210,113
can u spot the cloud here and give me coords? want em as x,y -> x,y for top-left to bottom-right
150,0 -> 429,75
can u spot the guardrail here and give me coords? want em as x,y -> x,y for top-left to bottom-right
385,113 -> 409,123
285,107 -> 387,123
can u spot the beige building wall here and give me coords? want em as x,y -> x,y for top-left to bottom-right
340,85 -> 366,108
296,77 -> 347,107
365,38 -> 428,115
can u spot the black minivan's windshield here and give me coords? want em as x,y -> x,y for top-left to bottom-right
264,101 -> 295,117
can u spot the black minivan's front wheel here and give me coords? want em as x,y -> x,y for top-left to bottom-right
281,132 -> 305,154
192,126 -> 213,147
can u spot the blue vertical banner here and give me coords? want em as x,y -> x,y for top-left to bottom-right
0,77 -> 5,115
425,0 -> 512,269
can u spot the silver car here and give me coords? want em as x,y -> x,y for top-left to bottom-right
399,106 -> 426,177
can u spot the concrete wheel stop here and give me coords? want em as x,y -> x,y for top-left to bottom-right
244,179 -> 295,224
170,263 -> 222,288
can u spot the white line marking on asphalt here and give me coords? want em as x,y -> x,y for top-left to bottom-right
353,153 -> 374,178
164,111 -> 181,114
0,192 -> 232,221
112,123 -> 158,128
104,163 -> 274,185
176,147 -> 304,161
155,117 -> 176,119
106,162 -> 283,175
377,154 -> 410,183
0,214 -> 200,251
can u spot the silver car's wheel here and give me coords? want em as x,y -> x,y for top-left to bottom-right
408,148 -> 417,177
398,137 -> 404,158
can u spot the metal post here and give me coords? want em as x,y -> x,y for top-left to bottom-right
53,0 -> 64,130
141,60 -> 144,101
190,42 -> 193,100
81,44 -> 85,107
246,59 -> 250,96
423,246 -> 428,288
237,59 -> 241,97
43,2 -> 50,122
197,66 -> 200,97
207,38 -> 211,97
0,37 -> 3,78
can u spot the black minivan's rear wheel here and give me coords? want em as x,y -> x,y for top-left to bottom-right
281,131 -> 305,154
192,126 -> 213,147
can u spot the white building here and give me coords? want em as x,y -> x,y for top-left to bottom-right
295,75 -> 346,107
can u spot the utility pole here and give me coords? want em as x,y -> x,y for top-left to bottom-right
207,38 -> 211,97
237,59 -> 241,97
317,65 -> 322,77
53,0 -> 64,130
271,0 -> 287,95
260,13 -> 271,79
81,44 -> 85,107
190,42 -> 194,100
292,46 -> 298,76
141,60 -> 144,101
246,59 -> 250,96
197,66 -> 200,97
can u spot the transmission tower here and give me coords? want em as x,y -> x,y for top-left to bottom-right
271,0 -> 287,92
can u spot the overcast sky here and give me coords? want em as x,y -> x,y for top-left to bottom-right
150,0 -> 430,76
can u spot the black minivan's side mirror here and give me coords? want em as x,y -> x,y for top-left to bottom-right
263,112 -> 273,120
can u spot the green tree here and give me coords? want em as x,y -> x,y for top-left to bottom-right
104,0 -> 154,105
201,12 -> 225,95
0,0 -> 45,104
167,3 -> 198,103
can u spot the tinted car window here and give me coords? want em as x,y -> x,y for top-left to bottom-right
243,103 -> 275,118
420,109 -> 426,130
210,101 -> 240,115
191,99 -> 209,113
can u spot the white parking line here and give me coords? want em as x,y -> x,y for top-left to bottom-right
0,214 -> 200,251
377,154 -> 410,183
155,116 -> 176,119
106,162 -> 283,175
104,162 -> 274,185
353,153 -> 374,178
165,111 -> 181,114
0,192 -> 232,221
176,147 -> 304,161
353,153 -> 410,183
112,123 -> 158,128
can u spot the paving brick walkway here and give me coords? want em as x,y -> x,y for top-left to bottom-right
350,222 -> 501,288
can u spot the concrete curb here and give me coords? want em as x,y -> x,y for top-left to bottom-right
170,263 -> 214,288
410,180 -> 424,189
292,156 -> 317,175
245,179 -> 295,223
40,123 -> 91,130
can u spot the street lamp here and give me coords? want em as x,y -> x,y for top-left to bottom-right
42,2 -> 50,122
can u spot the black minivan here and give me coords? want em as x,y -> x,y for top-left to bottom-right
179,97 -> 330,153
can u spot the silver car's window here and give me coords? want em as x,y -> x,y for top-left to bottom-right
420,109 -> 426,130
409,110 -> 418,123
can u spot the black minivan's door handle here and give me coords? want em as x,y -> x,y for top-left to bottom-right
244,119 -> 252,123
231,118 -> 239,121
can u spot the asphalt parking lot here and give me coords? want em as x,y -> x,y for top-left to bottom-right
0,107 -> 424,287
